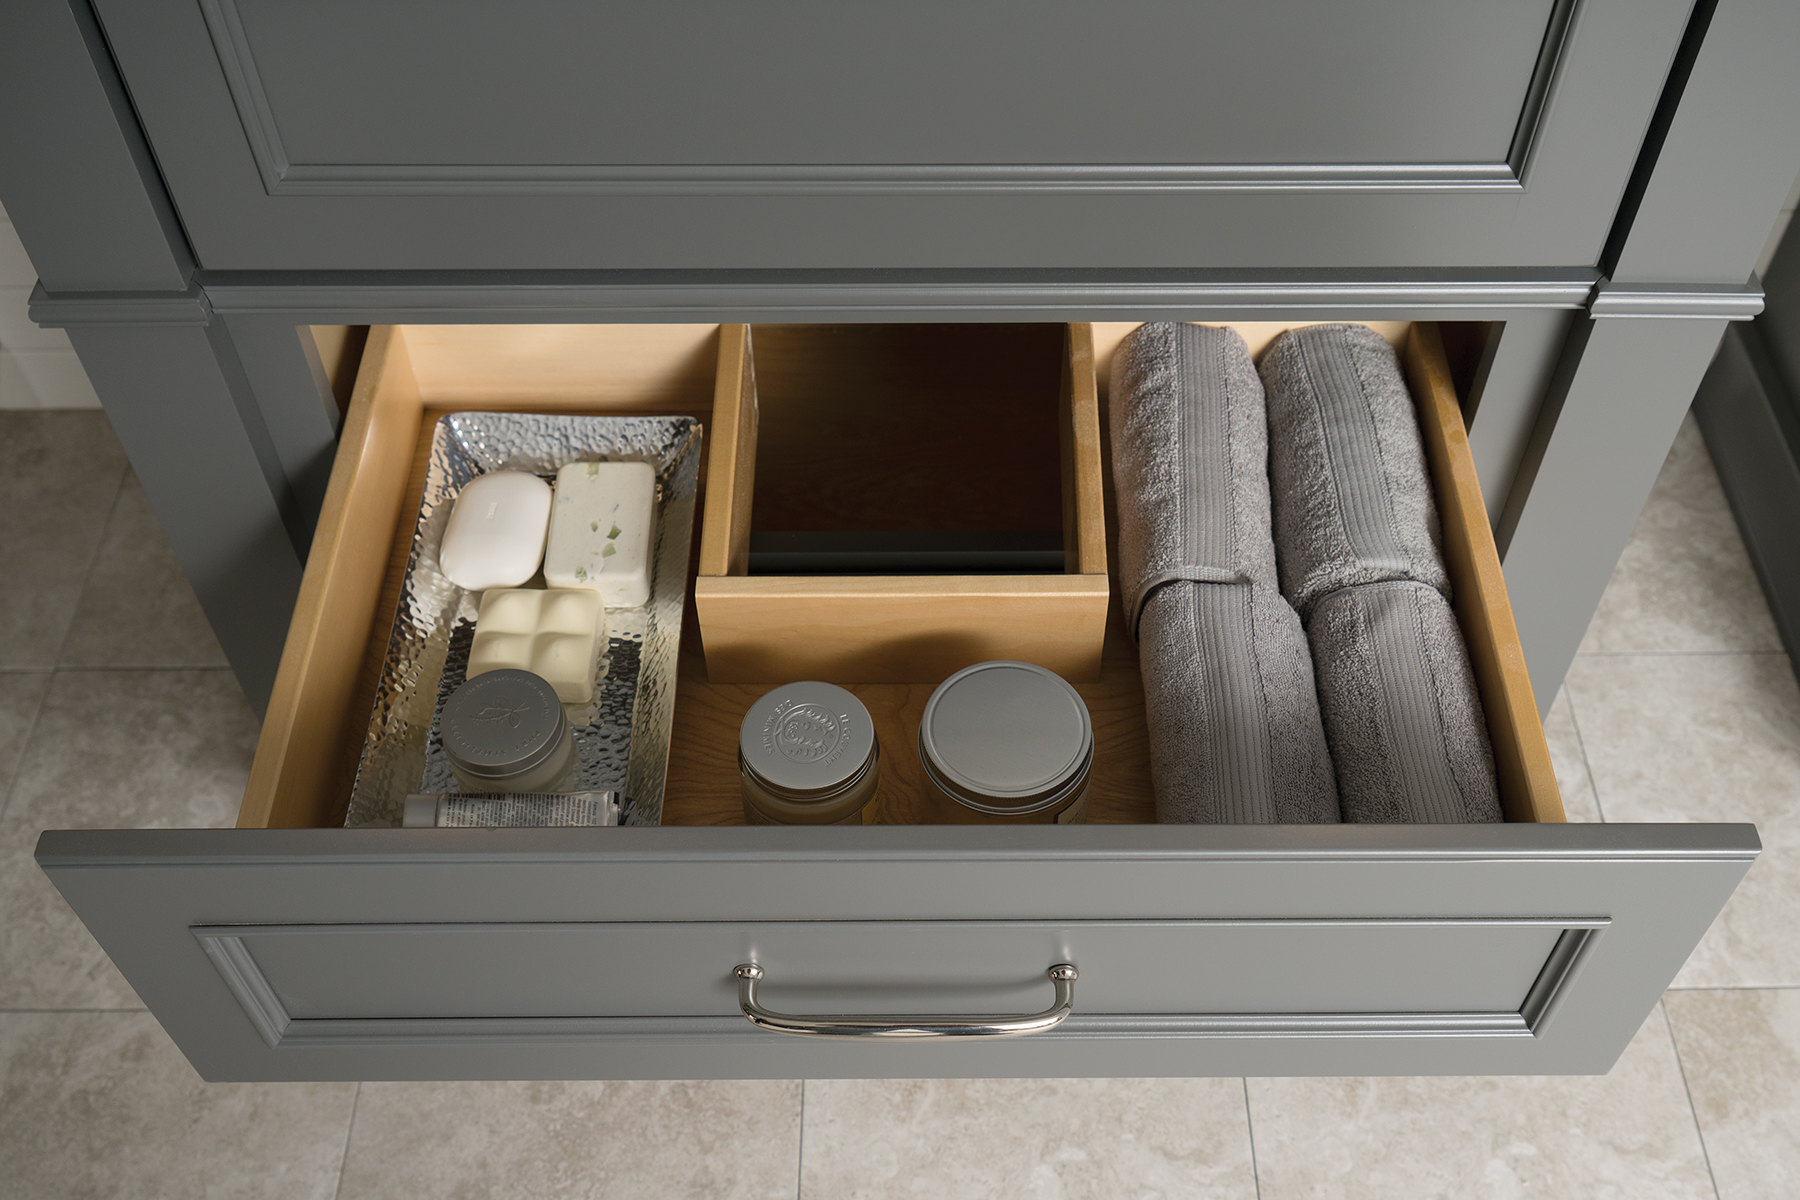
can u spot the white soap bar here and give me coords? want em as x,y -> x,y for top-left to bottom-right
439,471 -> 552,591
544,460 -> 656,608
467,588 -> 606,704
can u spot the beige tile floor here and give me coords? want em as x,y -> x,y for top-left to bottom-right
1,410 -> 1796,1199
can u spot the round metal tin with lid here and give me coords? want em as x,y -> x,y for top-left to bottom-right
738,681 -> 881,825
918,660 -> 1094,823
441,668 -> 575,794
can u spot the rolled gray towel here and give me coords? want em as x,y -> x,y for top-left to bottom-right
1111,321 -> 1279,636
1308,581 -> 1502,824
1138,580 -> 1341,825
1261,324 -> 1449,616
1112,321 -> 1339,824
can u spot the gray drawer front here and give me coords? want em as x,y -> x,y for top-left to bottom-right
196,917 -> 1582,1022
200,2 -> 1551,173
92,0 -> 1688,272
39,825 -> 1752,1082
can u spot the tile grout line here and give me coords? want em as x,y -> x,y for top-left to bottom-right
1660,1000 -> 1724,1200
1573,649 -> 1789,658
1664,983 -> 1800,992
0,672 -> 51,826
47,461 -> 131,670
48,664 -> 237,673
1562,689 -> 1607,824
794,1080 -> 806,1200
0,1007 -> 148,1014
1242,1077 -> 1263,1200
332,1082 -> 361,1200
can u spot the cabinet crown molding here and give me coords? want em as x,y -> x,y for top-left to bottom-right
1587,278 -> 1764,320
28,281 -> 212,328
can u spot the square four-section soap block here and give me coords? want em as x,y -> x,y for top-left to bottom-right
468,588 -> 607,704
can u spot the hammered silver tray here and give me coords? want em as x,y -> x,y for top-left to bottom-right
344,411 -> 701,828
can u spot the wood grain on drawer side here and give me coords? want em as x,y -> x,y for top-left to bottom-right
695,323 -> 1110,684
1405,322 -> 1562,823
240,320 -> 1560,831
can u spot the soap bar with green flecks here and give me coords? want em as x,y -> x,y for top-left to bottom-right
544,460 -> 656,608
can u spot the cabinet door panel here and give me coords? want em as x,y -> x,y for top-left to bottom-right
91,0 -> 1690,271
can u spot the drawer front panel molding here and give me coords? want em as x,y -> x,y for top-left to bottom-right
192,917 -> 1597,1029
198,0 -> 1576,197
91,0 -> 1691,269
195,920 -> 1602,1051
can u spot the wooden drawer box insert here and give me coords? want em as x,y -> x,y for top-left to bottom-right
242,319 -> 1556,830
695,323 -> 1109,685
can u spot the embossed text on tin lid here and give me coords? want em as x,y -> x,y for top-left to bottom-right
739,681 -> 873,795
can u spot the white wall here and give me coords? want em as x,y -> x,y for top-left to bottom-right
0,201 -> 102,409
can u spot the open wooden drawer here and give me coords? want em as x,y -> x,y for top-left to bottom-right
37,320 -> 1757,1082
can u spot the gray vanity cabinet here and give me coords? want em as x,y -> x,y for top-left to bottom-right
10,0 -> 1800,1083
26,318 -> 1761,1083
90,0 -> 1684,271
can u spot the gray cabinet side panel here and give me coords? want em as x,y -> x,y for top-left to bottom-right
220,314 -> 343,533
61,324 -> 304,711
1692,324 -> 1800,664
0,0 -> 191,290
1496,316 -> 1729,707
1465,310 -> 1576,521
1693,226 -> 1800,666
1760,206 -> 1800,400
1611,0 -> 1800,285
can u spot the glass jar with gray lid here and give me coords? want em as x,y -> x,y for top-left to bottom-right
739,681 -> 881,825
918,660 -> 1093,824
440,668 -> 576,794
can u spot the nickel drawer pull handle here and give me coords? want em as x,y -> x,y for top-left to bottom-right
732,962 -> 1078,1040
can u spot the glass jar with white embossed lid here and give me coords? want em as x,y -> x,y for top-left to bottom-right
738,682 -> 882,825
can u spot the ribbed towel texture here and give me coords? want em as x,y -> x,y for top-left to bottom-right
1112,321 -> 1278,628
1260,324 -> 1502,824
1139,581 -> 1342,823
1307,582 -> 1501,823
1261,323 -> 1449,615
1112,322 -> 1340,824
